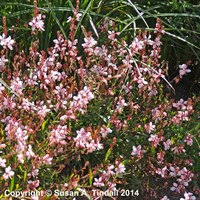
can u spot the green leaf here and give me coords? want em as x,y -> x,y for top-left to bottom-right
9,176 -> 15,191
18,165 -> 24,172
105,148 -> 111,162
23,171 -> 27,182
41,119 -> 48,131
15,184 -> 19,189
89,169 -> 93,186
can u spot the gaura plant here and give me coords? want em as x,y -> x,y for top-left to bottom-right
0,1 -> 199,199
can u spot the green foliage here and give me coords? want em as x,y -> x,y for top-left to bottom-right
1,0 -> 199,63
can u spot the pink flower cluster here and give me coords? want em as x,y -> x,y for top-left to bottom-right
82,36 -> 97,55
100,125 -> 112,138
172,99 -> 193,124
116,97 -> 128,113
49,125 -> 68,146
29,14 -> 45,32
93,161 -> 126,191
0,13 -> 198,198
74,128 -> 103,153
131,145 -> 145,159
0,56 -> 8,71
148,134 -> 163,148
3,166 -> 15,180
179,64 -> 191,78
10,77 -> 24,95
0,33 -> 15,50
180,192 -> 196,200
2,116 -> 30,163
171,167 -> 194,185
156,165 -> 196,197
69,86 -> 94,114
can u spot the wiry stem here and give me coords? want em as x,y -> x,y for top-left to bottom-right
3,16 -> 7,37
34,0 -> 38,17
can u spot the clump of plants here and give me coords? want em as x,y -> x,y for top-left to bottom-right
0,1 -> 199,200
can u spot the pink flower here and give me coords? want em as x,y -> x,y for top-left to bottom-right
180,192 -> 196,200
184,133 -> 193,146
60,110 -> 76,121
157,151 -> 165,163
144,34 -> 153,45
148,134 -> 162,148
173,99 -> 187,110
95,140 -> 103,151
171,183 -> 178,191
86,140 -> 96,153
169,166 -> 180,177
3,166 -> 15,180
17,153 -> 25,164
37,104 -> 50,118
100,125 -> 112,138
3,97 -> 16,110
76,13 -> 82,21
74,128 -> 102,152
134,76 -> 148,89
26,145 -> 35,160
63,183 -> 68,187
172,115 -> 181,124
67,13 -> 82,23
41,154 -> 53,165
28,179 -> 40,189
108,31 -> 119,40
152,37 -> 162,48
179,64 -> 191,78
49,125 -> 68,146
144,122 -> 155,133
122,82 -> 133,93
116,98 -> 128,113
185,159 -> 193,166
170,182 -> 183,193
74,128 -> 92,148
131,145 -> 145,158
4,36 -> 15,50
10,77 -> 24,95
31,195 -> 39,200
106,165 -> 115,175
163,139 -> 171,150
53,35 -> 64,51
172,144 -> 186,154
0,143 -> 6,149
29,14 -> 45,32
115,161 -> 126,175
0,56 -> 8,70
178,111 -> 189,121
107,182 -> 117,191
0,34 -> 15,50
178,167 -> 194,186
82,36 -> 97,48
93,177 -> 104,187
152,107 -> 167,121
0,157 -> 6,168
161,196 -> 169,200
148,87 -> 158,96
130,38 -> 144,53
28,168 -> 39,178
156,166 -> 168,178
66,16 -> 72,23
0,82 -> 5,92
82,36 -> 97,55
20,98 -> 37,112
70,86 -> 94,114
155,20 -> 165,34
